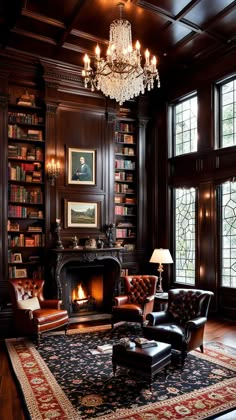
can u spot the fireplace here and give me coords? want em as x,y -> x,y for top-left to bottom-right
51,248 -> 122,317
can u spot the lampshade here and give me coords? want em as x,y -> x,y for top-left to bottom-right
150,249 -> 173,264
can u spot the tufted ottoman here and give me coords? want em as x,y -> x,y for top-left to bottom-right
112,341 -> 171,387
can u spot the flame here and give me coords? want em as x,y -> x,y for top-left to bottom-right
72,284 -> 87,301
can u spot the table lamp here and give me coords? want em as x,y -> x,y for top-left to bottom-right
150,248 -> 173,293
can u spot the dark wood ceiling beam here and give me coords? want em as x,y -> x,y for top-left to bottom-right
21,8 -> 65,28
57,0 -> 87,47
138,0 -> 232,46
62,42 -> 90,55
11,28 -> 57,45
137,0 -> 202,33
70,29 -> 108,46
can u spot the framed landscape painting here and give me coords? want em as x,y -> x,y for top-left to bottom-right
64,200 -> 99,228
67,148 -> 95,185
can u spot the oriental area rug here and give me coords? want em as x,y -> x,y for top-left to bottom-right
5,323 -> 236,420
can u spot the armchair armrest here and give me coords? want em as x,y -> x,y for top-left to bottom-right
113,295 -> 129,306
144,294 -> 155,303
146,311 -> 171,325
186,317 -> 207,329
15,308 -> 34,321
40,300 -> 62,309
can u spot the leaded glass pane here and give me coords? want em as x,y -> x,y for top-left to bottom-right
174,96 -> 198,156
221,181 -> 236,288
175,188 -> 196,285
220,79 -> 236,147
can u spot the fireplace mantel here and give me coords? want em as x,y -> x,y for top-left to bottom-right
51,247 -> 123,301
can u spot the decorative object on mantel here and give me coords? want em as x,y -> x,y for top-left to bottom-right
82,2 -> 160,105
84,237 -> 97,249
72,236 -> 80,249
105,223 -> 116,248
150,248 -> 173,293
17,90 -> 35,107
54,219 -> 64,249
47,158 -> 60,186
96,236 -> 104,249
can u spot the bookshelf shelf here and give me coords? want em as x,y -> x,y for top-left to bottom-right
7,101 -> 45,281
114,108 -> 137,251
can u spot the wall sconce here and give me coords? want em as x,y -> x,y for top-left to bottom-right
150,248 -> 173,293
47,158 -> 60,186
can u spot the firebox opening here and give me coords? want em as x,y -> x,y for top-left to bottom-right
61,265 -> 106,317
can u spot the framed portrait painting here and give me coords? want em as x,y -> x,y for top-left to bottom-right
67,148 -> 95,185
65,200 -> 99,228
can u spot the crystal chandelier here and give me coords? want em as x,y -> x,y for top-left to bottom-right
82,2 -> 160,105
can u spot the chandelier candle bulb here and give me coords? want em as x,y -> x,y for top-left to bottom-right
95,45 -> 100,59
145,49 -> 150,65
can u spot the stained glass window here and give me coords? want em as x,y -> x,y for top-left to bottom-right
175,188 -> 196,285
221,181 -> 236,288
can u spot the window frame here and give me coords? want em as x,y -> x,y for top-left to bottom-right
169,91 -> 198,158
215,74 -> 236,149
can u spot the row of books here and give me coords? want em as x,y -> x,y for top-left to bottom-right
115,147 -> 135,156
8,162 -> 42,182
115,172 -> 134,181
7,220 -> 43,232
8,112 -> 44,125
115,184 -> 135,194
9,266 -> 44,279
115,122 -> 135,132
8,144 -> 43,161
8,125 -> 43,141
8,185 -> 43,204
116,228 -> 136,238
114,132 -> 135,144
115,159 -> 135,170
8,205 -> 43,218
8,233 -> 45,247
115,206 -> 135,215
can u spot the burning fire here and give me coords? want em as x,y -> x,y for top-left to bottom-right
72,284 -> 88,304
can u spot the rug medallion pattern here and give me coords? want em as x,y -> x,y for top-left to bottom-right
5,323 -> 236,420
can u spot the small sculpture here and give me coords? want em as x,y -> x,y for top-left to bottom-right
105,223 -> 115,248
72,236 -> 79,249
54,219 -> 64,249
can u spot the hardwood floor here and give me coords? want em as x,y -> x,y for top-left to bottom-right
0,317 -> 235,420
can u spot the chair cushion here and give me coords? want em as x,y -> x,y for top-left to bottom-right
128,277 -> 154,304
32,309 -> 68,325
113,303 -> 143,315
143,323 -> 186,351
17,296 -> 41,311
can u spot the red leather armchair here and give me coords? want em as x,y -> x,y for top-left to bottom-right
111,275 -> 158,328
9,278 -> 69,341
143,288 -> 214,361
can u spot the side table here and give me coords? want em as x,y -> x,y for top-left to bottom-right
154,292 -> 168,311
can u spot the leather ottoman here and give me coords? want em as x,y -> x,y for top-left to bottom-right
112,341 -> 171,386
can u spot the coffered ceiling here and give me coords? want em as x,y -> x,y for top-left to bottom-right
1,0 -> 236,84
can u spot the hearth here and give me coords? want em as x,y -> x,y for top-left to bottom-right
51,248 -> 122,318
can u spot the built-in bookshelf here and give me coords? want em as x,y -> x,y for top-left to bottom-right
114,108 -> 137,251
7,104 -> 45,280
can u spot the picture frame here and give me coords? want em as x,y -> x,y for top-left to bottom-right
15,268 -> 27,278
67,148 -> 95,185
64,200 -> 99,228
13,253 -> 22,263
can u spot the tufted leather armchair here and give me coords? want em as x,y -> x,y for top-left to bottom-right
9,278 -> 69,341
143,288 -> 214,361
111,275 -> 158,328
